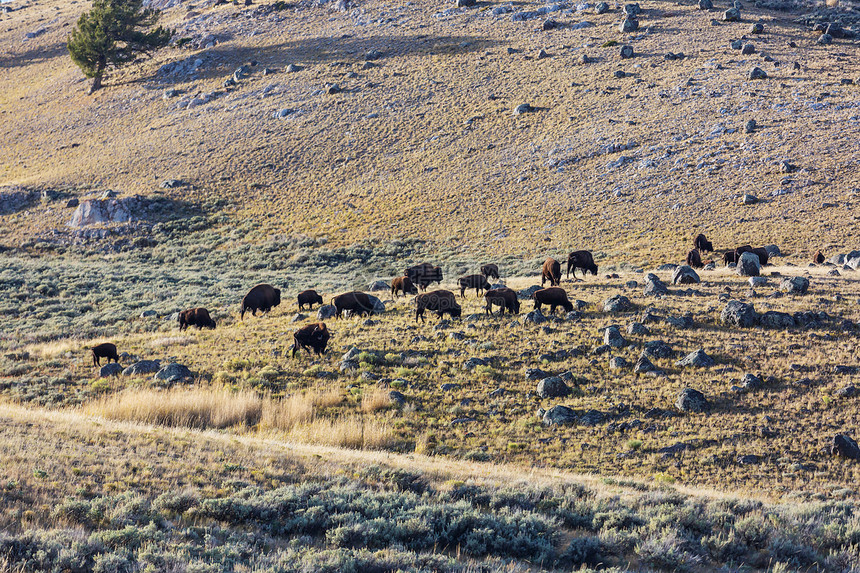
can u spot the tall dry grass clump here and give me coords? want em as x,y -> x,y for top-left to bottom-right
287,416 -> 394,450
85,387 -> 263,429
259,388 -> 343,431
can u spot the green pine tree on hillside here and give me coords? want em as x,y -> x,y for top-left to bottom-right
67,0 -> 171,94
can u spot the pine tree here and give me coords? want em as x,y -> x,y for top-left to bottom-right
67,0 -> 171,94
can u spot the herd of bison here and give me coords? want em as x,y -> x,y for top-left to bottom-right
90,235 -> 812,367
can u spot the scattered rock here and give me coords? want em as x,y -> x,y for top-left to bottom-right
623,3 -> 641,16
526,368 -> 550,381
780,276 -> 809,295
748,67 -> 768,80
518,285 -> 543,299
542,18 -> 559,30
122,360 -> 161,376
643,274 -> 669,296
604,325 -> 626,348
619,17 -> 639,33
595,1 -> 609,13
748,277 -> 768,287
741,43 -> 756,55
160,179 -> 184,189
831,434 -> 860,460
760,311 -> 795,328
603,294 -> 634,312
537,376 -> 571,398
750,22 -> 763,33
327,83 -> 342,95
664,314 -> 693,329
723,6 -> 740,21
369,280 -> 388,292
140,310 -> 157,318
542,405 -> 578,425
835,385 -> 856,398
642,340 -> 674,359
721,300 -> 758,327
741,373 -> 763,390
634,356 -> 657,373
463,357 -> 487,371
440,383 -> 461,392
742,193 -> 758,205
514,103 -> 535,115
676,388 -> 710,413
736,251 -> 761,277
317,305 -> 337,320
817,33 -> 833,45
610,356 -> 630,369
675,349 -> 714,368
672,266 -> 700,285
154,363 -> 194,384
524,308 -> 547,324
737,454 -> 760,465
744,119 -> 756,133
99,363 -> 123,377
619,45 -> 634,59
698,0 -> 713,9
286,63 -> 303,72
627,322 -> 649,335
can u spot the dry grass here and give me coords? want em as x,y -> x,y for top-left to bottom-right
259,387 -> 343,430
85,387 -> 263,429
284,415 -> 395,450
361,388 -> 394,413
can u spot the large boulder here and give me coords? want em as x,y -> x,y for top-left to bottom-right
518,285 -> 543,299
759,311 -> 795,329
537,376 -> 570,398
317,305 -> 337,320
721,300 -> 758,327
603,294 -> 634,312
676,388 -> 710,413
830,434 -> 860,460
675,349 -> 714,368
604,325 -> 626,348
542,405 -> 578,425
736,252 -> 761,277
642,340 -> 674,359
367,294 -> 385,314
122,360 -> 161,376
643,274 -> 668,296
634,356 -> 657,373
154,363 -> 194,383
672,266 -> 700,285
69,197 -> 144,227
368,280 -> 388,292
99,363 -> 123,377
780,277 -> 809,295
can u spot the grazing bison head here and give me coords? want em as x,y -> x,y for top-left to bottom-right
273,288 -> 282,306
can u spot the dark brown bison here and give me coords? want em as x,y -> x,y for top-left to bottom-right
291,322 -> 330,358
458,274 -> 491,298
686,249 -> 703,269
541,258 -> 561,286
332,291 -> 375,318
735,245 -> 753,258
533,287 -> 573,315
814,250 -> 825,264
415,290 -> 461,322
405,263 -> 443,291
391,276 -> 418,297
695,234 -> 713,253
481,264 -> 500,280
749,247 -> 769,266
92,343 -> 119,367
484,287 -> 519,316
724,251 -> 738,265
178,307 -> 216,331
566,251 -> 598,280
241,284 -> 281,320
297,289 -> 324,311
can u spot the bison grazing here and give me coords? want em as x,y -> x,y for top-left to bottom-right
814,250 -> 825,264
291,322 -> 330,358
458,274 -> 491,298
566,251 -> 598,281
735,245 -> 753,258
415,290 -> 461,322
749,247 -> 769,266
481,264 -> 500,280
332,291 -> 375,318
391,276 -> 418,297
695,234 -> 714,253
484,287 -> 519,316
405,263 -> 443,291
241,283 -> 281,320
723,251 -> 737,265
533,287 -> 573,315
541,258 -> 562,287
297,290 -> 324,311
92,342 -> 119,367
686,249 -> 704,269
178,307 -> 216,331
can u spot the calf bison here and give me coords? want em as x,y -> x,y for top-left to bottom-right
332,291 -> 375,318
241,284 -> 281,320
566,251 -> 598,281
92,343 -> 119,367
391,276 -> 418,297
686,249 -> 704,269
405,263 -> 443,291
291,322 -> 330,358
481,264 -> 500,280
297,289 -> 324,311
541,258 -> 562,286
695,234 -> 714,253
415,290 -> 461,322
458,274 -> 491,298
814,250 -> 825,264
178,307 -> 216,331
533,287 -> 573,315
484,287 -> 519,316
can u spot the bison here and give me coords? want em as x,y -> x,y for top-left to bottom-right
391,276 -> 418,297
332,291 -> 375,318
541,257 -> 562,287
749,247 -> 769,266
695,234 -> 714,253
481,264 -> 500,280
458,274 -> 491,298
735,245 -> 753,258
291,322 -> 330,358
533,287 -> 573,315
484,287 -> 519,316
241,284 -> 281,320
686,249 -> 704,269
566,251 -> 598,281
814,250 -> 825,264
723,251 -> 738,265
92,342 -> 119,367
297,289 -> 324,311
178,307 -> 216,331
405,263 -> 443,291
415,290 -> 461,322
